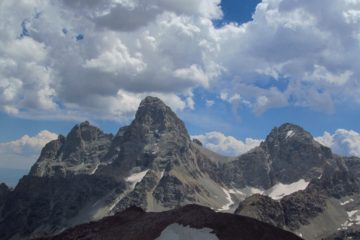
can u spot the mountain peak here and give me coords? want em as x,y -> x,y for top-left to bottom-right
139,96 -> 167,108
135,96 -> 170,122
265,123 -> 314,145
67,121 -> 112,143
133,96 -> 189,137
257,123 -> 333,183
278,122 -> 304,131
98,96 -> 191,177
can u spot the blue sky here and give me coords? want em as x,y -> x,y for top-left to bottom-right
218,0 -> 260,24
1,0 -> 360,175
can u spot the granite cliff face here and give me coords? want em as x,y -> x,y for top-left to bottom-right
0,96 -> 359,240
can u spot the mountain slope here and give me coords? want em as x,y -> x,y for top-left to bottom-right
0,175 -> 124,240
235,159 -> 360,239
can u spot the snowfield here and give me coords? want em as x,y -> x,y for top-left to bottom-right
267,179 -> 309,200
155,224 -> 219,240
126,169 -> 149,189
218,179 -> 309,211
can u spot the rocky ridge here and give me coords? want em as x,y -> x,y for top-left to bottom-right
40,204 -> 302,240
0,96 -> 359,240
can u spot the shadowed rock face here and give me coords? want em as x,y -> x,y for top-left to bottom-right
30,121 -> 113,177
0,183 -> 10,210
262,123 -> 333,183
40,205 -> 303,240
221,123 -> 334,189
96,96 -> 192,178
0,175 -> 124,240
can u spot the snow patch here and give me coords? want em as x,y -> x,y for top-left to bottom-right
126,169 -> 149,189
108,170 -> 149,213
221,179 -> 309,206
286,130 -> 295,139
229,187 -> 264,198
340,210 -> 360,230
348,210 -> 358,218
340,198 -> 354,206
217,179 -> 309,212
108,192 -> 127,212
266,179 -> 309,200
218,187 -> 264,211
159,170 -> 165,180
155,223 -> 219,240
90,163 -> 100,175
219,188 -> 234,211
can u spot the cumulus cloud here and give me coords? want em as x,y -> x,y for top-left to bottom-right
0,130 -> 58,169
0,0 -> 221,121
192,132 -> 262,156
1,0 -> 360,121
215,0 -> 360,113
316,129 -> 360,157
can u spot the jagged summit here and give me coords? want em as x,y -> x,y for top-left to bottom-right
132,96 -> 189,138
261,122 -> 333,183
30,120 -> 113,177
95,96 -> 192,180
66,120 -> 112,146
139,96 -> 167,108
264,123 -> 314,145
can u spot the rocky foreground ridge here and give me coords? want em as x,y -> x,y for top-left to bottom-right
0,96 -> 359,240
40,205 -> 302,240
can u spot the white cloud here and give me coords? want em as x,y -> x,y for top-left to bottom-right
316,129 -> 360,157
1,0 -> 360,121
219,92 -> 241,103
206,100 -> 215,107
83,39 -> 147,75
192,131 -> 262,156
214,0 -> 360,112
0,130 -> 58,169
174,64 -> 209,88
0,0 -> 222,121
306,65 -> 353,85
